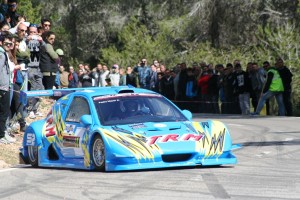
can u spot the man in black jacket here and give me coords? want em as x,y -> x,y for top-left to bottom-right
160,69 -> 175,100
276,58 -> 293,116
233,63 -> 252,115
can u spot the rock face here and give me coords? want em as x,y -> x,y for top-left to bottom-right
0,160 -> 10,168
41,0 -> 299,65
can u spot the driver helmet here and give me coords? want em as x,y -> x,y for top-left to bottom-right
123,100 -> 139,112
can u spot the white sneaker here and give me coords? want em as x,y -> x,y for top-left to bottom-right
0,137 -> 9,144
29,111 -> 36,119
4,132 -> 16,143
10,122 -> 20,133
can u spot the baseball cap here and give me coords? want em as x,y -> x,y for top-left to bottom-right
56,49 -> 64,56
23,22 -> 30,27
29,23 -> 38,28
112,64 -> 119,69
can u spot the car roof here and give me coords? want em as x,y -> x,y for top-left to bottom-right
20,86 -> 160,107
71,86 -> 158,98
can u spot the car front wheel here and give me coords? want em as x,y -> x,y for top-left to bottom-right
28,146 -> 39,167
92,135 -> 105,171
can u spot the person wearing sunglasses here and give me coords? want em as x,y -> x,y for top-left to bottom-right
134,58 -> 151,89
0,32 -> 21,144
39,31 -> 60,90
1,0 -> 20,28
39,18 -> 52,35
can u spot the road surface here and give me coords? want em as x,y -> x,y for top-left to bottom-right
0,115 -> 299,200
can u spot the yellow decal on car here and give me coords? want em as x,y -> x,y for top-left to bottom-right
81,132 -> 90,167
100,128 -> 162,162
193,121 -> 226,157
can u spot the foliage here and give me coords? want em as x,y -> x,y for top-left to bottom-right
255,23 -> 300,66
49,12 -> 71,58
67,57 -> 80,71
18,0 -> 300,115
100,15 -> 300,115
101,17 -> 177,67
17,0 -> 42,24
254,22 -> 300,112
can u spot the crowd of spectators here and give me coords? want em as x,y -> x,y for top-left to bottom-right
0,0 -> 61,144
55,58 -> 293,118
0,0 -> 294,145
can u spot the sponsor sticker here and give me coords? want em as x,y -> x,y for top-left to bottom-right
26,133 -> 36,146
154,123 -> 166,128
129,123 -> 146,129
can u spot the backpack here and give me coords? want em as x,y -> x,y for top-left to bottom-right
186,80 -> 197,98
15,70 -> 24,85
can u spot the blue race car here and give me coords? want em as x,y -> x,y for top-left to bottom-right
19,86 -> 237,171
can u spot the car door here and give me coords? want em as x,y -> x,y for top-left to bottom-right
59,96 -> 91,158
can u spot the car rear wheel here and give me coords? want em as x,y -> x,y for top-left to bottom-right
92,135 -> 105,171
28,146 -> 39,167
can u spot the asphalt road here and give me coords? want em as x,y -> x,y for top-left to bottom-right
0,115 -> 299,200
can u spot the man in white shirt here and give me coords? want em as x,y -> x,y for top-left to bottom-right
108,64 -> 120,86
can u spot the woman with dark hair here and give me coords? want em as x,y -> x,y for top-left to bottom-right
39,31 -> 60,89
0,31 -> 21,143
0,23 -> 10,31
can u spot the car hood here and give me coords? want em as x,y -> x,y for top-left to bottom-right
99,120 -> 230,158
110,121 -> 197,137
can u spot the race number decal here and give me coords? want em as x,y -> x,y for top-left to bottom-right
26,133 -> 36,146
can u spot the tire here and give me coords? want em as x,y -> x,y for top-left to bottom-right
28,146 -> 39,167
91,135 -> 105,171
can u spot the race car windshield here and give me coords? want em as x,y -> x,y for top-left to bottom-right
94,94 -> 188,126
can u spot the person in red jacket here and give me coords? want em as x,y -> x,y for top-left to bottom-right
198,69 -> 213,113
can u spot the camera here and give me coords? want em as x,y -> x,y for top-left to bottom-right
32,35 -> 38,40
105,78 -> 111,83
17,57 -> 29,65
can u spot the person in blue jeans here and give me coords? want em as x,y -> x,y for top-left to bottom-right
253,61 -> 285,116
134,59 -> 151,89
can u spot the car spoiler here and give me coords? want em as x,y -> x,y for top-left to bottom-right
231,144 -> 242,150
20,86 -> 135,106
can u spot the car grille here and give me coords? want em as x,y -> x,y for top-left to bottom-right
162,154 -> 192,162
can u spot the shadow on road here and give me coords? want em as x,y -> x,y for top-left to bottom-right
241,139 -> 300,147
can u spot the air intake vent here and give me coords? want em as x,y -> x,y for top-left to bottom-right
48,144 -> 59,160
118,90 -> 134,94
162,154 -> 192,162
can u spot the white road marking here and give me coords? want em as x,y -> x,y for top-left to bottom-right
285,138 -> 293,141
0,168 -> 17,173
255,151 -> 271,157
0,164 -> 30,173
227,123 -> 244,127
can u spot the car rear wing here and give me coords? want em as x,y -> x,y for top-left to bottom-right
20,88 -> 85,106
19,86 -> 135,106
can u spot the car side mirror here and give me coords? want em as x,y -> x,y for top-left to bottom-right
182,110 -> 192,121
80,115 -> 92,127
